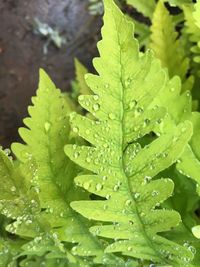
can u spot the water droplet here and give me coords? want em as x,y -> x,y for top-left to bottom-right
93,103 -> 100,111
79,95 -> 84,101
73,144 -> 77,150
127,246 -> 132,251
85,129 -> 90,135
125,199 -> 132,206
104,83 -> 110,89
102,176 -> 107,181
113,184 -> 119,191
156,118 -> 162,124
73,152 -> 80,159
129,100 -> 137,109
49,208 -> 53,213
134,192 -> 140,199
145,176 -> 152,183
106,194 -> 111,200
86,157 -> 91,163
192,225 -> 200,239
25,219 -> 32,225
137,107 -> 143,113
93,95 -> 99,101
44,121 -> 51,133
144,118 -> 150,125
108,113 -> 116,120
188,245 -> 196,254
152,190 -> 159,196
186,92 -> 190,97
96,183 -> 103,191
72,126 -> 79,133
4,148 -> 11,156
11,186 -> 16,192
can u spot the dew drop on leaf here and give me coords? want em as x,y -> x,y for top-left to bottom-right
125,199 -> 132,206
113,184 -> 119,191
102,175 -> 107,181
192,225 -> 200,239
44,121 -> 51,133
93,95 -> 99,101
10,186 -> 16,192
106,194 -> 111,200
4,148 -> 11,156
127,246 -> 132,251
134,192 -> 140,199
85,129 -> 90,135
108,113 -> 116,120
93,103 -> 100,111
129,100 -> 137,109
86,157 -> 91,163
73,152 -> 80,159
79,95 -> 84,101
96,183 -> 103,191
72,126 -> 79,133
152,190 -> 159,196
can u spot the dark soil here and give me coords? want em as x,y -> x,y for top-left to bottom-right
0,0 -> 101,147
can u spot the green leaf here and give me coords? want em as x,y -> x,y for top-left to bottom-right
11,70 -> 119,265
150,0 -> 191,90
193,0 -> 200,29
65,0 -> 194,265
183,3 -> 200,71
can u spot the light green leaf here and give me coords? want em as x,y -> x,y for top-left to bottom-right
150,0 -> 191,90
65,0 -> 194,265
11,70 -> 119,265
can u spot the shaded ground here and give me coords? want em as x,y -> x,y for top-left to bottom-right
0,0 -> 101,147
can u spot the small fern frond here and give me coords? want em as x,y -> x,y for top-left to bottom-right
193,0 -> 200,29
10,70 -> 120,265
150,0 -> 191,90
183,3 -> 200,68
65,0 -> 194,265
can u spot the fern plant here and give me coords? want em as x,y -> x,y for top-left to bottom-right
1,0 -> 200,266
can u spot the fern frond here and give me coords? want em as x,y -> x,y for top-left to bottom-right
11,70 -> 120,265
65,0 -> 194,265
183,3 -> 200,68
193,0 -> 200,29
150,0 -> 191,90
